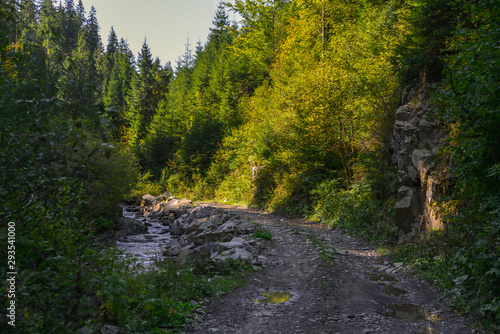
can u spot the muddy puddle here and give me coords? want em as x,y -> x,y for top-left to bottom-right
383,285 -> 409,297
385,304 -> 447,324
254,291 -> 294,304
385,304 -> 426,321
116,207 -> 171,266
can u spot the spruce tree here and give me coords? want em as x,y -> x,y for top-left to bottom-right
64,0 -> 81,54
103,38 -> 136,140
76,0 -> 86,26
87,5 -> 100,55
138,38 -> 154,81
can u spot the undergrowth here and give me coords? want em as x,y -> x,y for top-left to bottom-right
84,256 -> 251,333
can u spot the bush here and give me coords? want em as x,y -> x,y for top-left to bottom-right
313,178 -> 398,245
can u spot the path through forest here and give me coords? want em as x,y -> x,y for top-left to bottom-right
186,204 -> 479,334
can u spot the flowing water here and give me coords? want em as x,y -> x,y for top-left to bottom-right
116,208 -> 172,266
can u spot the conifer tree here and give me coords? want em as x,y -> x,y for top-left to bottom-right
64,0 -> 81,54
103,38 -> 136,140
18,0 -> 38,45
124,39 -> 157,147
76,0 -> 86,26
87,5 -> 100,55
210,2 -> 231,50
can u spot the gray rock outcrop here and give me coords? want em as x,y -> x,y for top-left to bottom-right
390,89 -> 446,243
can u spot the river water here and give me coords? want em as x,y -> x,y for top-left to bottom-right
115,208 -> 172,266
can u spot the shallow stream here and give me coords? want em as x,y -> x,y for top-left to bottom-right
116,208 -> 172,266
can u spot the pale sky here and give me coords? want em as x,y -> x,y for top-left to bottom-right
81,0 -> 239,68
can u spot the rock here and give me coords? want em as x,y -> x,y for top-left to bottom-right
142,194 -> 157,206
220,241 -> 245,250
215,221 -> 237,233
390,90 -> 445,243
215,248 -> 253,265
170,205 -> 187,218
198,220 -> 214,231
116,217 -> 148,235
76,326 -> 91,334
190,230 -> 234,246
170,219 -> 188,235
100,325 -> 120,334
164,197 -> 192,211
178,245 -> 194,262
394,262 -> 404,269
395,186 -> 422,237
236,220 -> 255,232
192,242 -> 221,259
165,243 -> 182,256
231,237 -> 245,243
395,105 -> 412,122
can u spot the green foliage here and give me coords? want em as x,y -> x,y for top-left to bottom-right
313,177 -> 398,245
401,0 -> 500,328
129,172 -> 165,200
253,229 -> 273,241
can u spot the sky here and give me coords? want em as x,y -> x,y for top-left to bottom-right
80,0 -> 239,68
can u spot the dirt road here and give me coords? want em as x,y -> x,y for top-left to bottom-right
186,204 -> 479,334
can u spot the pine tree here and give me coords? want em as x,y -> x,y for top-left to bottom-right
87,5 -> 100,55
103,38 -> 136,140
106,26 -> 118,55
58,27 -> 98,119
101,26 -> 118,81
123,39 -> 153,147
76,0 -> 86,26
18,0 -> 38,43
64,0 -> 81,54
210,2 -> 231,50
137,38 -> 154,81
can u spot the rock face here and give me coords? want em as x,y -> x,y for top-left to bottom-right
129,197 -> 265,266
390,89 -> 446,243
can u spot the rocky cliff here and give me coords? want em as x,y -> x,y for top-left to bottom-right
390,87 -> 448,243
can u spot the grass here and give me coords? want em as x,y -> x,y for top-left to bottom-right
304,233 -> 337,263
83,255 -> 253,333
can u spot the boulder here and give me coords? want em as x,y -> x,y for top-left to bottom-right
165,243 -> 181,256
170,219 -> 188,235
142,194 -> 157,206
178,245 -> 194,262
215,248 -> 253,265
170,205 -> 187,218
192,242 -> 222,259
215,221 -> 237,233
220,241 -> 245,250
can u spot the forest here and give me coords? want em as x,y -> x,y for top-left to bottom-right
0,0 -> 499,332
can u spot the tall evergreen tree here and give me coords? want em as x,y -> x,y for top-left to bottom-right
124,39 -> 157,147
76,0 -> 86,26
137,37 -> 154,80
17,0 -> 38,45
87,5 -> 100,55
210,2 -> 231,50
64,0 -> 81,54
58,27 -> 98,119
101,26 -> 118,82
103,38 -> 136,140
